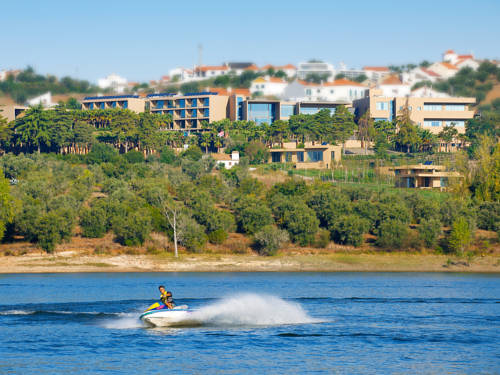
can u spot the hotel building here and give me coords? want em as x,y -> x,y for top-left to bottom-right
353,88 -> 475,135
81,95 -> 145,113
147,92 -> 229,130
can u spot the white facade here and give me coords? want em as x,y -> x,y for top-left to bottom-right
0,70 -> 6,81
428,62 -> 459,79
337,62 -> 366,80
97,73 -> 128,93
402,67 -> 442,85
213,151 -> 239,169
297,61 -> 335,81
169,67 -> 194,82
282,79 -> 367,103
363,67 -> 390,83
410,86 -> 452,98
250,77 -> 287,97
27,92 -> 56,107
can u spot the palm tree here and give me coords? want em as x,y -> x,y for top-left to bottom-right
15,104 -> 51,153
438,125 -> 458,153
200,132 -> 212,153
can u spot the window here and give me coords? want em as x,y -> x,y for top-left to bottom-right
156,100 -> 164,109
271,152 -> 281,163
376,102 -> 388,110
100,102 -> 105,109
248,102 -> 276,125
179,99 -> 186,108
192,109 -> 197,117
307,150 -> 323,162
330,90 -> 334,94
443,120 -> 465,127
424,120 -> 442,127
167,100 -> 173,108
306,89 -> 312,96
445,104 -> 465,111
204,108 -> 210,117
123,101 -> 128,109
180,110 -> 186,118
297,151 -> 304,162
417,106 -> 421,111
408,106 -> 412,111
191,99 -> 197,108
280,105 -> 295,118
424,104 -> 442,111
112,101 -> 117,108
203,98 -> 210,106
285,152 -> 292,162
237,97 -> 243,120
89,103 -> 94,110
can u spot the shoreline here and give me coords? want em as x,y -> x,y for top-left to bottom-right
1,252 -> 499,274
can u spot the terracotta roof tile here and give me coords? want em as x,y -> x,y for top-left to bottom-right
441,62 -> 459,70
421,68 -> 440,77
195,65 -> 229,72
363,66 -> 389,72
381,75 -> 403,85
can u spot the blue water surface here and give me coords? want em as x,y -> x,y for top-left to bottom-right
0,272 -> 499,374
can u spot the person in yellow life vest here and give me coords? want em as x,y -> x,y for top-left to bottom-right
158,285 -> 175,309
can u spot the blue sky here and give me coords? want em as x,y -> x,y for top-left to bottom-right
1,0 -> 499,83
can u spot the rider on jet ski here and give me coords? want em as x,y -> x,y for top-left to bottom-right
159,286 -> 176,309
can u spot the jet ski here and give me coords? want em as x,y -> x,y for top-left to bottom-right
140,302 -> 194,327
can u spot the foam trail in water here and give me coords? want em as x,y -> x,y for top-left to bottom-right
0,310 -> 35,315
101,312 -> 145,329
190,293 -> 319,326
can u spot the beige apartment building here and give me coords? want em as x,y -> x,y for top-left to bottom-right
269,141 -> 342,169
148,92 -> 229,130
353,88 -> 475,135
81,95 -> 145,113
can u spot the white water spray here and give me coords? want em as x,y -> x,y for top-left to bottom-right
190,293 -> 319,326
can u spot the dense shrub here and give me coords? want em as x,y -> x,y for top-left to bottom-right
111,209 -> 151,246
314,228 -> 331,248
376,220 -> 409,250
177,216 -> 207,252
417,218 -> 442,248
79,206 -> 107,238
123,150 -> 144,164
207,228 -> 228,244
281,203 -> 319,246
307,189 -> 351,228
330,215 -> 369,247
159,147 -> 179,165
476,202 -> 500,231
253,225 -> 289,256
180,145 -> 203,161
233,197 -> 274,235
86,143 -> 120,164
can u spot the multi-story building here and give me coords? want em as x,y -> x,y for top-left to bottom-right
235,98 -> 350,124
297,61 -> 335,80
147,92 -> 229,130
81,95 -> 145,113
353,88 -> 475,135
97,73 -> 128,93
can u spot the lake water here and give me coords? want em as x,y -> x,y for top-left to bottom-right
0,272 -> 499,374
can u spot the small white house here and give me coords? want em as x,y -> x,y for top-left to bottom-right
378,76 -> 411,97
97,73 -> 128,93
212,151 -> 240,169
282,78 -> 367,103
250,76 -> 287,97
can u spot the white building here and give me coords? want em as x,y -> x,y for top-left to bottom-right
363,66 -> 390,83
410,86 -> 452,98
282,79 -> 367,103
97,73 -> 128,93
428,62 -> 459,79
168,67 -> 194,82
26,92 -> 56,107
194,65 -> 230,79
378,76 -> 411,97
212,151 -> 239,169
260,64 -> 297,78
402,67 -> 442,85
297,61 -> 335,81
250,76 -> 287,97
337,62 -> 366,80
442,50 -> 479,71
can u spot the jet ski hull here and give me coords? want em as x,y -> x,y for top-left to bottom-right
140,308 -> 196,327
